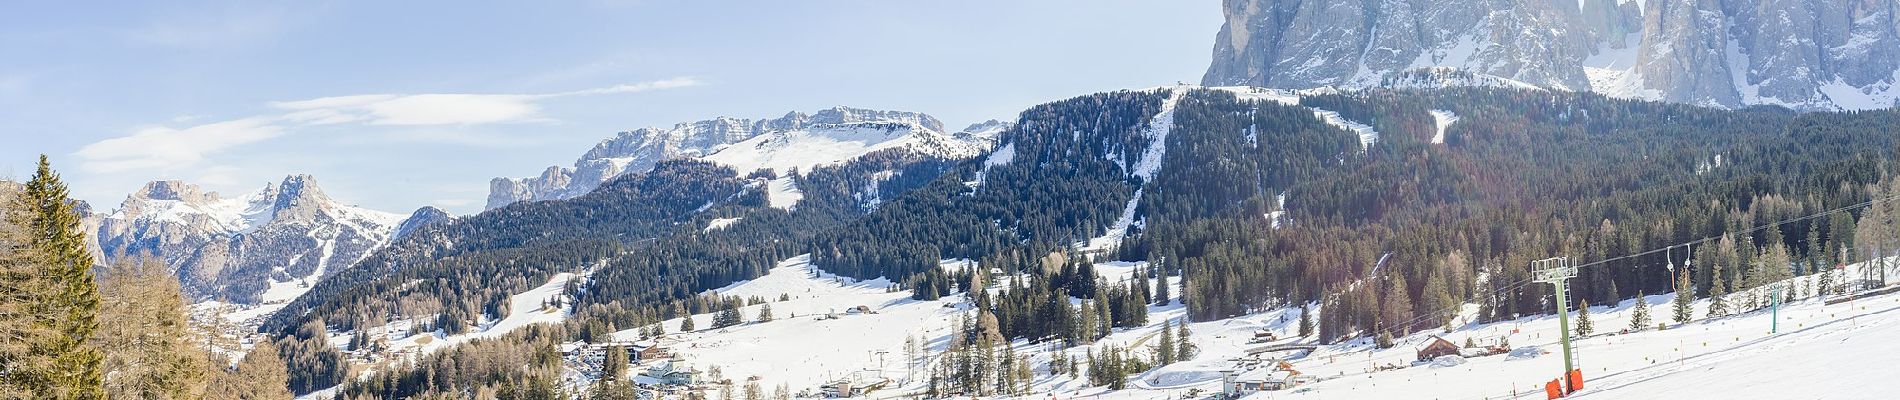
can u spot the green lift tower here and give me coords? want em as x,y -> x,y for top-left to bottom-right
1534,257 -> 1580,393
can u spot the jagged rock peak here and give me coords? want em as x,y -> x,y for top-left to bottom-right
136,180 -> 220,204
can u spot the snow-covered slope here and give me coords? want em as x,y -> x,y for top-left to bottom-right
611,255 -> 958,393
488,108 -> 1005,210
562,248 -> 1900,400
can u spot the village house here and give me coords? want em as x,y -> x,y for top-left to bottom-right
1416,335 -> 1462,362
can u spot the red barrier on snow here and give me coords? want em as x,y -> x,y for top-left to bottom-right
1545,379 -> 1563,399
1568,369 -> 1585,392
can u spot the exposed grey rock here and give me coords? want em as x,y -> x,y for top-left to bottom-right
1205,0 -> 1900,111
87,175 -> 411,304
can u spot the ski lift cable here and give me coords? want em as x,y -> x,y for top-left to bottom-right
1355,189 -> 1900,346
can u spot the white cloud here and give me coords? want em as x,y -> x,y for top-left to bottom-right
269,94 -> 398,110
265,77 -> 701,126
74,117 -> 283,173
74,78 -> 701,177
555,77 -> 703,96
363,94 -> 545,125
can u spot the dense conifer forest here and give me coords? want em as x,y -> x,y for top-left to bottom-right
240,87 -> 1900,397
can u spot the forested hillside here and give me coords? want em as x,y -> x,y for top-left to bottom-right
790,87 -> 1900,346
254,86 -> 1900,397
267,147 -> 966,338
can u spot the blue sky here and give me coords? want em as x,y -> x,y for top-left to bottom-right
0,1 -> 1219,215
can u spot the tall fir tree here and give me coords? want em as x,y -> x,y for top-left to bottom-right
1708,284 -> 1731,318
714,303 -> 743,328
1673,269 -> 1695,324
18,155 -> 104,399
1575,300 -> 1593,336
1296,303 -> 1313,337
0,178 -> 60,398
1629,292 -> 1652,331
1175,320 -> 1195,361
602,346 -> 629,381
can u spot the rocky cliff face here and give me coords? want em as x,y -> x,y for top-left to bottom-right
1205,0 -> 1900,111
486,107 -> 1003,210
89,175 -> 410,304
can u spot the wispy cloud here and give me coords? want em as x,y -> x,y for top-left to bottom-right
267,77 -> 700,126
74,117 -> 283,173
74,78 -> 701,174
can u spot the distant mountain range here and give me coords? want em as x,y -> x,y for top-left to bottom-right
84,175 -> 443,305
486,106 -> 1008,210
1204,0 -> 1900,111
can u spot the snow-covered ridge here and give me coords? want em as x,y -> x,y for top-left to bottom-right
489,108 -> 1006,210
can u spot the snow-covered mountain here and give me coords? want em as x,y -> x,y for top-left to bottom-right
1205,0 -> 1900,111
486,107 -> 1007,210
88,175 -> 413,304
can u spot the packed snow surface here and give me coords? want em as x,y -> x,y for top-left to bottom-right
1311,109 -> 1378,150
766,176 -> 803,210
621,255 -> 946,392
1128,89 -> 1185,182
702,217 -> 742,232
1429,109 -> 1460,144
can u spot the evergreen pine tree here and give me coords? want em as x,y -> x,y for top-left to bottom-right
0,184 -> 60,398
1153,320 -> 1175,365
1175,321 -> 1195,361
19,155 -> 104,399
680,315 -> 696,332
1575,299 -> 1594,336
1629,292 -> 1652,332
1817,267 -> 1835,298
1709,283 -> 1731,318
1420,275 -> 1456,331
1673,269 -> 1695,324
714,304 -> 744,328
757,303 -> 774,323
603,346 -> 628,381
1379,276 -> 1415,336
1296,303 -> 1313,337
